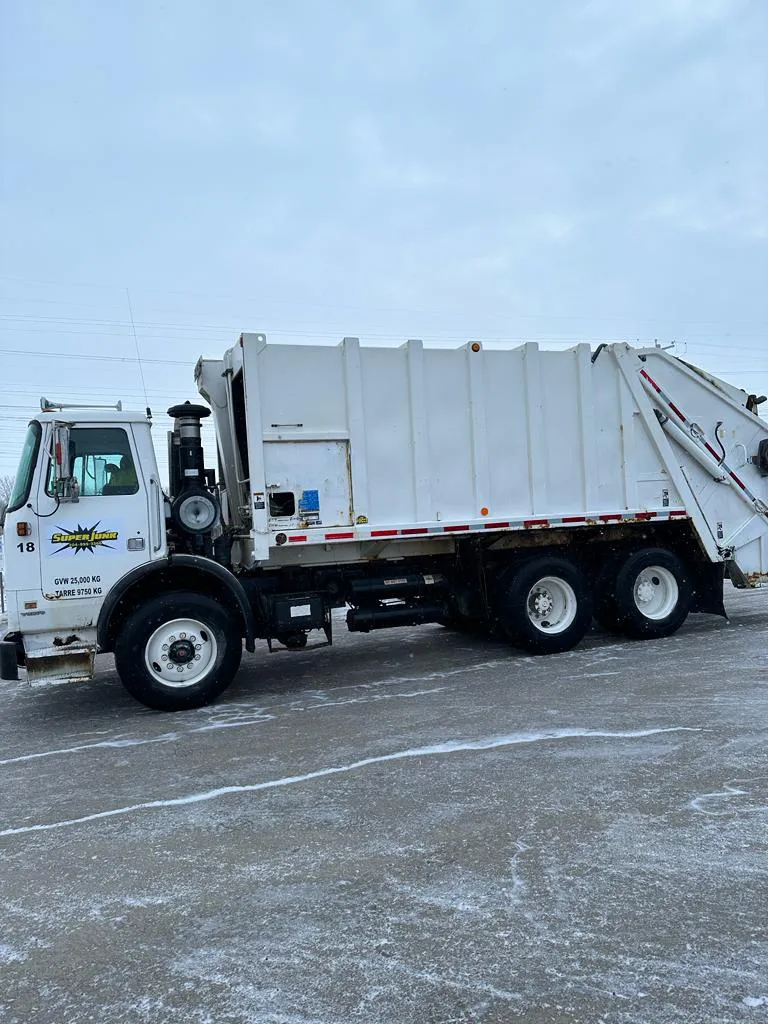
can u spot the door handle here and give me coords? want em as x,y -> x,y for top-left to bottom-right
150,479 -> 163,552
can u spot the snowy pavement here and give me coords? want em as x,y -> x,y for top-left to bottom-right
1,588 -> 766,1023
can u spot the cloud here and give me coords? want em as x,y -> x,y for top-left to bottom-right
148,88 -> 300,148
642,169 -> 768,241
347,115 -> 453,192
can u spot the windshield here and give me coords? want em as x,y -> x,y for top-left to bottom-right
6,422 -> 42,513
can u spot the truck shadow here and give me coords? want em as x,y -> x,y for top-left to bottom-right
7,607 -> 740,730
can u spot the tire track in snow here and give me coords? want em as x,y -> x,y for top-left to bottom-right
0,687 -> 446,768
690,776 -> 768,816
0,726 -> 699,837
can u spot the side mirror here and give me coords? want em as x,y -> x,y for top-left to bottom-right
52,424 -> 79,502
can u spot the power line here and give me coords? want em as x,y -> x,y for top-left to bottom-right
126,287 -> 149,407
0,310 -> 765,346
1,271 -> 766,327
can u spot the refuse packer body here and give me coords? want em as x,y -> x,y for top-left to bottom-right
1,335 -> 766,710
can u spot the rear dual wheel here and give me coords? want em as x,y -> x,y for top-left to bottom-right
495,557 -> 592,655
594,547 -> 692,640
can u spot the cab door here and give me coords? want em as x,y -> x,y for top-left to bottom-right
38,424 -> 152,606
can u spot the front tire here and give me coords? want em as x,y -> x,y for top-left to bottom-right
495,557 -> 592,655
114,592 -> 242,711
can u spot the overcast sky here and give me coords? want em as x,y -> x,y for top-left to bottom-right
1,0 -> 766,482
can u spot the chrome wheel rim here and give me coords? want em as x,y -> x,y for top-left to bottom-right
632,566 -> 678,621
525,576 -> 578,635
144,617 -> 218,687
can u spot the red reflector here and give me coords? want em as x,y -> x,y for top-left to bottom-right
561,516 -> 585,524
16,522 -> 31,537
325,532 -> 354,540
669,510 -> 688,518
599,514 -> 623,522
483,522 -> 510,529
635,512 -> 657,520
371,530 -> 398,537
669,402 -> 686,422
444,525 -> 470,533
400,528 -> 429,535
288,535 -> 307,543
55,441 -> 62,465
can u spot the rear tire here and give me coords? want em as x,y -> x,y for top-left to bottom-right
114,592 -> 242,711
496,557 -> 592,655
610,548 -> 692,639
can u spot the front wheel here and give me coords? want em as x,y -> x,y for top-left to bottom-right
495,557 -> 592,655
114,592 -> 243,711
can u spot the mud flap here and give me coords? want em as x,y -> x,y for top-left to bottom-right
25,646 -> 96,684
693,562 -> 728,618
0,641 -> 19,681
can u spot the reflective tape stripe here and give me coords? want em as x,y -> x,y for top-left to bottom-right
273,508 -> 688,545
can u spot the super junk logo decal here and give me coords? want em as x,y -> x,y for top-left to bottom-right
51,523 -> 119,554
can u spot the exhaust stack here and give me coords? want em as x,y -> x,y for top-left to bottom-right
167,402 -> 218,538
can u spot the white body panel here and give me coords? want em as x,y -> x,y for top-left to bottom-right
2,414 -> 165,673
202,335 -> 767,580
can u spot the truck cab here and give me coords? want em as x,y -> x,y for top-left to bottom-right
1,406 -> 164,683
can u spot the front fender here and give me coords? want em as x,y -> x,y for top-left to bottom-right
96,555 -> 256,653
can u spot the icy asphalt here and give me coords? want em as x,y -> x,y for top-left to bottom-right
0,588 -> 766,1024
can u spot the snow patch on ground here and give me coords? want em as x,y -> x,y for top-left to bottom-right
690,776 -> 768,817
0,943 -> 27,963
0,726 -> 699,837
0,684 -> 447,769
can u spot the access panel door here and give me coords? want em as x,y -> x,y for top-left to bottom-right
264,440 -> 352,531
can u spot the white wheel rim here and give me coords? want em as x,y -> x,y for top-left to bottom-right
144,617 -> 218,687
632,566 -> 679,621
525,576 -> 578,635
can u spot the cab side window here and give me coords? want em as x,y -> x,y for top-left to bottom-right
49,428 -> 140,497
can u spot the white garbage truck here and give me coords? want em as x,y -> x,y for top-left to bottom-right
1,335 -> 766,711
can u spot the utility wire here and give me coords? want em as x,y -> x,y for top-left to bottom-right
126,287 -> 149,408
0,272 -> 766,328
